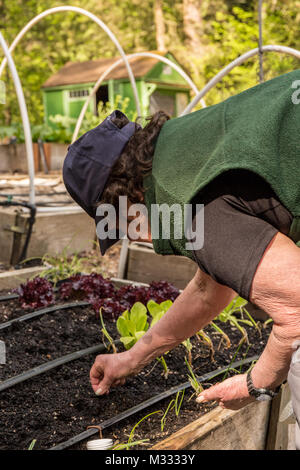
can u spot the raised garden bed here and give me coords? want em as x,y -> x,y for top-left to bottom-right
0,276 -> 272,450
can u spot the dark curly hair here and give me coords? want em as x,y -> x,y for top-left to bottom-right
99,110 -> 170,210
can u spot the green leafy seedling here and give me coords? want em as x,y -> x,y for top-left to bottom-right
116,302 -> 149,350
147,299 -> 173,378
147,299 -> 173,327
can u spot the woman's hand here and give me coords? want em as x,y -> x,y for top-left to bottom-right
90,350 -> 141,396
196,374 -> 255,410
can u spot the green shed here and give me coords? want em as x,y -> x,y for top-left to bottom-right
42,51 -> 191,126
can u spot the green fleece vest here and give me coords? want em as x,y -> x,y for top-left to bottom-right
144,70 -> 300,259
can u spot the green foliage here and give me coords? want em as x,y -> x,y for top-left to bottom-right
99,308 -> 117,353
116,302 -> 149,350
1,0 -> 298,129
184,356 -> 203,396
112,410 -> 162,450
147,299 -> 173,327
24,248 -> 88,287
77,94 -> 137,138
0,95 -> 136,143
216,296 -> 260,344
28,439 -> 37,450
161,390 -> 185,432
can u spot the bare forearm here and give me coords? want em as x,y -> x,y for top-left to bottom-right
251,321 -> 300,389
128,270 -> 236,369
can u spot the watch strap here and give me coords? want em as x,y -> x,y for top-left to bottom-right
247,370 -> 281,400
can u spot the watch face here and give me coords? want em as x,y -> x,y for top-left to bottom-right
257,394 -> 273,402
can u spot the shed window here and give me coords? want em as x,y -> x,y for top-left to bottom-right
69,89 -> 89,99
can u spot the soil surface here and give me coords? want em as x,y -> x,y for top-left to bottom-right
0,291 -> 272,451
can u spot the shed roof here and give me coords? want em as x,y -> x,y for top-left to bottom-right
42,51 -> 172,88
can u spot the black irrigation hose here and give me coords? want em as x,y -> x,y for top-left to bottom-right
0,341 -> 121,393
0,293 -> 19,302
0,301 -> 90,331
50,355 -> 259,451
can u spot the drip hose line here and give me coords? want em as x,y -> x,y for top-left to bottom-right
0,340 -> 121,393
0,301 -> 90,331
50,355 -> 258,450
0,293 -> 19,302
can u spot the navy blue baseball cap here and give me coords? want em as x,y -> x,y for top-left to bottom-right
63,110 -> 141,255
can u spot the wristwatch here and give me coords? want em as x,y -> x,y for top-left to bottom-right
246,370 -> 281,401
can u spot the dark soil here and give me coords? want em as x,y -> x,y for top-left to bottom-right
0,295 -> 271,450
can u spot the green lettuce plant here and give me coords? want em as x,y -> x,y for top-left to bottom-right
147,299 -> 173,378
147,299 -> 173,327
116,302 -> 149,350
216,296 -> 260,344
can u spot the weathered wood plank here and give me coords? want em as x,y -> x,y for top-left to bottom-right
266,382 -> 295,450
151,401 -> 270,450
0,266 -> 45,290
126,244 -> 197,289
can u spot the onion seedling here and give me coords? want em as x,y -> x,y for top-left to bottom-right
196,329 -> 215,359
99,308 -> 117,354
28,439 -> 37,450
209,321 -> 231,349
161,390 -> 185,432
182,338 -> 193,365
112,410 -> 162,450
184,357 -> 203,397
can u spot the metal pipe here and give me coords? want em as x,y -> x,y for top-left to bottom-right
72,51 -> 206,143
181,45 -> 300,115
0,6 -> 141,116
0,32 -> 35,205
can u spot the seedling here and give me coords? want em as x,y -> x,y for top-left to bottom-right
28,439 -> 36,450
147,299 -> 173,327
210,321 -> 231,349
116,302 -> 149,350
184,357 -> 203,398
99,308 -> 117,354
216,296 -> 258,344
222,340 -> 245,380
147,299 -> 173,378
112,410 -> 162,450
156,355 -> 170,379
161,390 -> 185,432
196,329 -> 215,359
24,246 -> 89,287
182,338 -> 193,365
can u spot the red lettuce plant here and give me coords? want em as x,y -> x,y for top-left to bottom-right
15,277 -> 55,310
58,274 -> 180,319
59,273 -> 115,302
148,281 -> 180,303
90,298 -> 127,319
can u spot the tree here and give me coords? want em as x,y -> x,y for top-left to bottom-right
154,0 -> 166,51
182,0 -> 205,55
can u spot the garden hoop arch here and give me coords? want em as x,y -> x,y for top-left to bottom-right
0,6 -> 141,117
72,51 -> 207,143
0,6 -> 142,206
0,32 -> 35,205
181,45 -> 300,116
